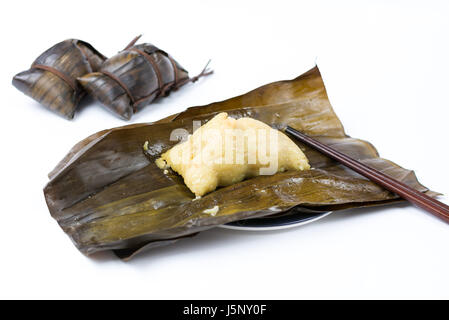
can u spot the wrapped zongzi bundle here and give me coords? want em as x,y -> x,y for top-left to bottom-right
12,39 -> 106,119
78,39 -> 212,120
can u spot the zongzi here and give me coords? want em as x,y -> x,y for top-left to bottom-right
44,66 -> 437,259
78,38 -> 212,120
156,112 -> 310,196
12,39 -> 106,119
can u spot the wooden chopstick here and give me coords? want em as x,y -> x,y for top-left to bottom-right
285,126 -> 449,223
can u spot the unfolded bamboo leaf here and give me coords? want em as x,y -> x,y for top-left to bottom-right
44,66 -> 435,259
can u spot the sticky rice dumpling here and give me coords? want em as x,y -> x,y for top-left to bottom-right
12,39 -> 106,119
78,42 -> 212,120
156,112 -> 310,196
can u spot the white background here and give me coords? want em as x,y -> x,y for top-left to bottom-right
1,0 -> 448,299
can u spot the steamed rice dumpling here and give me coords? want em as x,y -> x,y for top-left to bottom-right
78,41 -> 212,120
43,66 -> 436,259
12,39 -> 106,119
156,112 -> 310,196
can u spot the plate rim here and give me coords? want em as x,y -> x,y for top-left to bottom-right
219,211 -> 332,231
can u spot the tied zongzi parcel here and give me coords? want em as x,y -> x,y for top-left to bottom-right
12,39 -> 106,119
78,38 -> 212,120
156,112 -> 310,196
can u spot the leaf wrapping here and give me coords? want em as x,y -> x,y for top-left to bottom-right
12,39 -> 106,119
78,42 -> 210,120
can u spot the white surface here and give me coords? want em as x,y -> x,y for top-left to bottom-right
1,0 -> 448,299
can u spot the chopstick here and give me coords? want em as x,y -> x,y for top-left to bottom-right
285,126 -> 449,223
